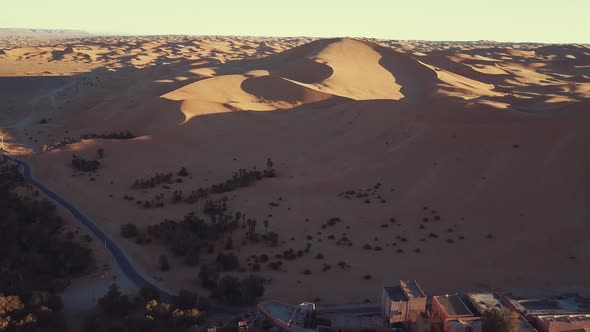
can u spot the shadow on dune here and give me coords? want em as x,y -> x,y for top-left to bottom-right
240,75 -> 342,104
0,59 -> 199,135
3,37 -> 589,151
418,53 -> 509,85
374,46 -> 439,103
271,58 -> 334,84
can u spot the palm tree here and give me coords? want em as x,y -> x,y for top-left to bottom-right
247,219 -> 257,240
263,220 -> 269,236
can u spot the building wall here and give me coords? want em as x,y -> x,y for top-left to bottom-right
381,289 -> 391,319
415,314 -> 432,332
534,316 -> 590,332
443,319 -> 482,332
431,297 -> 447,322
390,301 -> 409,324
408,297 -> 428,323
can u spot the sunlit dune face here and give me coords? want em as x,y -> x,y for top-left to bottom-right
2,142 -> 33,156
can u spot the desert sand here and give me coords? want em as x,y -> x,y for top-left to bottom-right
1,35 -> 589,304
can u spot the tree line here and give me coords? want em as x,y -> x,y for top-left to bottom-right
132,158 -> 277,208
41,131 -> 135,152
0,157 -> 94,331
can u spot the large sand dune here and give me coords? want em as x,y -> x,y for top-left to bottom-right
1,35 -> 589,303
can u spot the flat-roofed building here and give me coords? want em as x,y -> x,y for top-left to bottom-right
416,312 -> 432,332
319,315 -> 389,332
533,314 -> 590,332
381,280 -> 427,324
506,295 -> 590,317
382,285 -> 409,324
443,316 -> 537,332
465,293 -> 510,316
432,295 -> 474,322
444,317 -> 481,332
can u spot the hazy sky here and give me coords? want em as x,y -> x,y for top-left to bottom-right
2,0 -> 588,43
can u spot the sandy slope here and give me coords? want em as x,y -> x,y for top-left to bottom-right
1,35 -> 590,304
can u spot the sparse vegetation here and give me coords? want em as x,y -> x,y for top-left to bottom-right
71,153 -> 100,172
81,131 -> 135,140
120,223 -> 138,238
215,253 -> 239,271
211,275 -> 265,306
268,261 -> 282,271
159,255 -> 171,271
132,172 -> 174,189
42,131 -> 135,153
482,308 -> 520,332
89,284 -> 208,331
97,284 -> 133,317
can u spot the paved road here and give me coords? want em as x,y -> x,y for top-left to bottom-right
0,153 -> 246,317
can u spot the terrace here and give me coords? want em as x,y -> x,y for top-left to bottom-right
508,295 -> 590,316
433,295 -> 474,318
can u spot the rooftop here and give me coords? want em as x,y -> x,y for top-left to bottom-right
400,280 -> 426,299
446,318 -> 481,329
446,317 -> 537,332
384,286 -> 409,302
466,293 -> 508,315
536,314 -> 590,323
434,295 -> 474,317
507,295 -> 590,315
518,317 -> 539,332
259,301 -> 295,324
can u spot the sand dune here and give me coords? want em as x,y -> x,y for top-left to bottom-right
241,75 -> 339,105
1,35 -> 589,304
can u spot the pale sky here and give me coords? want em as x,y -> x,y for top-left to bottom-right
2,0 -> 588,43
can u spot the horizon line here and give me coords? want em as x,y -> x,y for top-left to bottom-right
2,27 -> 589,45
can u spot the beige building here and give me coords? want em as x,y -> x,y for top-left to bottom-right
504,293 -> 590,332
431,295 -> 474,322
415,312 -> 432,332
381,280 -> 427,324
533,314 -> 590,332
443,317 -> 481,332
465,293 -> 512,315
441,316 -> 537,332
317,315 -> 389,332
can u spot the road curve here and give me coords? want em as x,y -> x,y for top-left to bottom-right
1,153 -> 246,317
